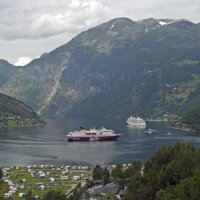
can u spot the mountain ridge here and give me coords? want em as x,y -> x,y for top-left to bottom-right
0,59 -> 17,87
1,17 -> 200,118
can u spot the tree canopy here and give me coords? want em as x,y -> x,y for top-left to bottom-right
0,169 -> 2,180
123,142 -> 200,200
182,103 -> 200,132
43,190 -> 66,200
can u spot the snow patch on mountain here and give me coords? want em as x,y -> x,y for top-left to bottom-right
159,21 -> 168,26
158,20 -> 176,26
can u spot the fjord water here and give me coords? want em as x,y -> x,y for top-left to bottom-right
0,118 -> 200,167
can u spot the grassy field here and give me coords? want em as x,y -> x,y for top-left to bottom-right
2,165 -> 91,199
0,182 -> 9,198
0,118 -> 45,128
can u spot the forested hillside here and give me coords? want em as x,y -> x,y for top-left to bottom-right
1,18 -> 200,118
0,92 -> 38,119
181,104 -> 200,132
112,143 -> 200,200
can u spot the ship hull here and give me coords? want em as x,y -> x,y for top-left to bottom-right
126,122 -> 146,126
67,135 -> 120,142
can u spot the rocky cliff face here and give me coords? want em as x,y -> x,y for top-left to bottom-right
1,18 -> 200,118
0,59 -> 17,86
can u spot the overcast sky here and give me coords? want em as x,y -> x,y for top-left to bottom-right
0,0 -> 200,66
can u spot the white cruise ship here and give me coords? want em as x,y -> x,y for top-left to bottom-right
126,116 -> 146,126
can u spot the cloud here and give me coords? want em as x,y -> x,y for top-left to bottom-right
0,0 -> 110,40
14,57 -> 33,66
0,0 -> 200,64
0,0 -> 199,41
70,0 -> 81,8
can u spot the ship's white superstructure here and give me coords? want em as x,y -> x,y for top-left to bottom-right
126,116 -> 146,126
67,127 -> 121,142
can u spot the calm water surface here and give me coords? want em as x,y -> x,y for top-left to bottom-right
0,118 -> 200,167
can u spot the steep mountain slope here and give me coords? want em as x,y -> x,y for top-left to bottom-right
0,92 -> 38,119
1,18 -> 200,118
0,59 -> 17,86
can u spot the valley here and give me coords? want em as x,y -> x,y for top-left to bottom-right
0,18 -> 200,119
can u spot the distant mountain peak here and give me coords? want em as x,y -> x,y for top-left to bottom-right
108,17 -> 134,23
0,59 -> 13,66
0,59 -> 16,70
137,18 -> 195,32
40,53 -> 48,58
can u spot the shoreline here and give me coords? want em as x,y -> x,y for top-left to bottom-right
0,119 -> 46,128
170,125 -> 193,133
0,123 -> 46,128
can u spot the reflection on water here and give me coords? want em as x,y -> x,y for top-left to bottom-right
0,118 -> 200,167
127,124 -> 146,133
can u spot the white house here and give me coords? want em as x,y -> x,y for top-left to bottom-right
19,193 -> 26,198
4,193 -> 12,198
40,185 -> 45,191
62,170 -> 69,175
20,185 -> 24,190
72,176 -> 80,181
65,165 -> 71,170
39,173 -> 46,178
21,179 -> 26,183
50,177 -> 55,182
81,166 -> 89,170
78,166 -> 82,170
60,176 -> 68,180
